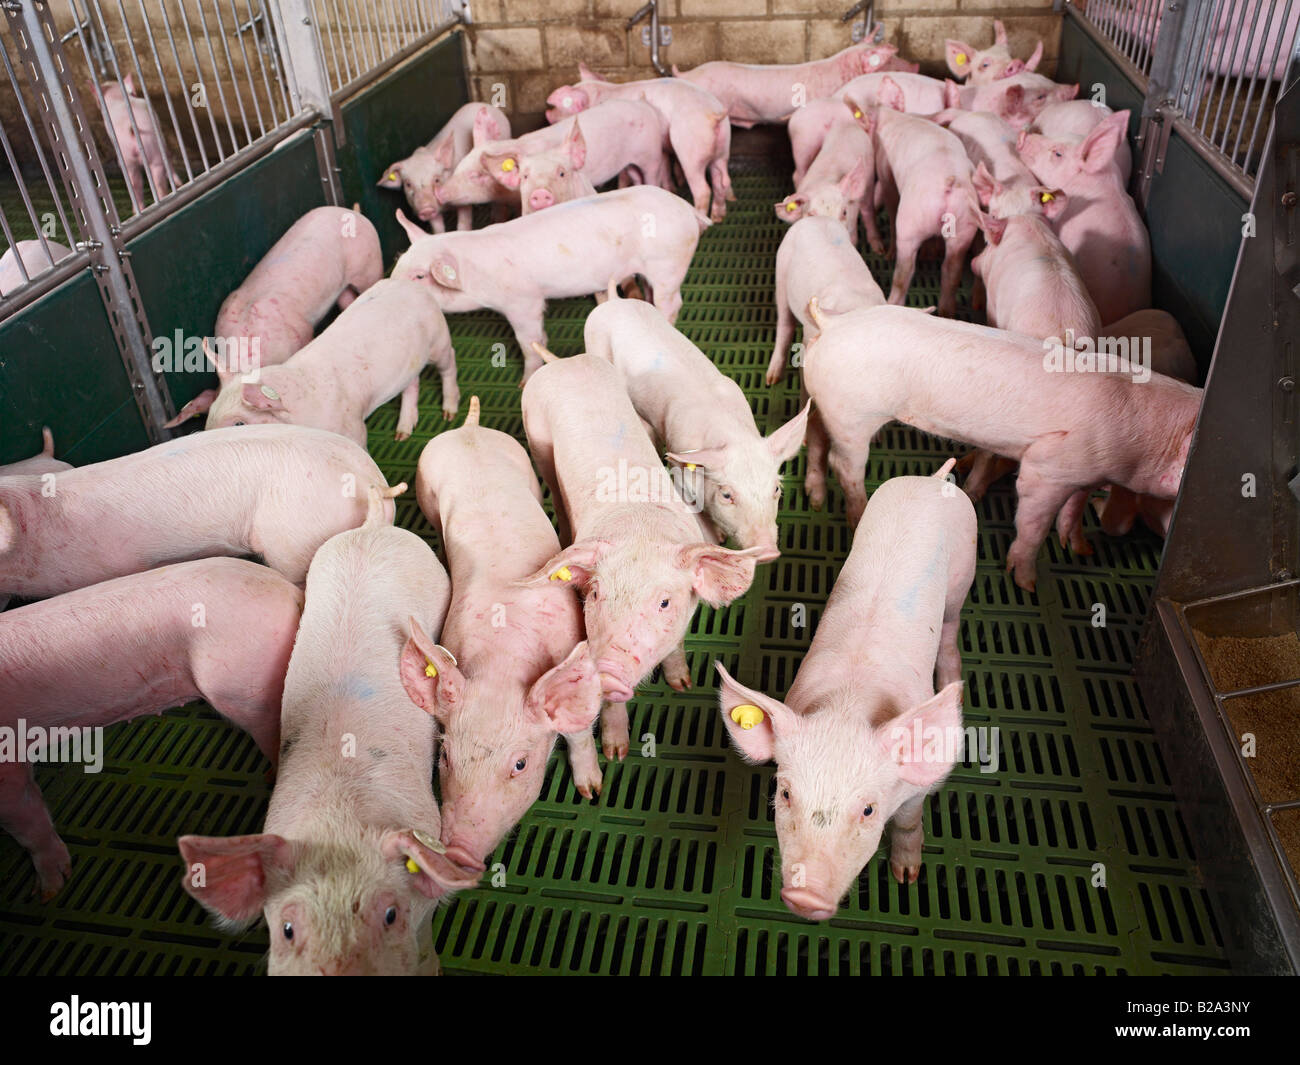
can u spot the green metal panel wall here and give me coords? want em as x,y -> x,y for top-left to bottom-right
1057,15 -> 1247,370
0,274 -> 149,466
129,130 -> 328,414
340,32 -> 470,267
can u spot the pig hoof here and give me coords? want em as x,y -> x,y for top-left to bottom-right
395,429 -> 412,442
34,848 -> 72,900
889,858 -> 920,885
664,666 -> 692,691
601,736 -> 629,761
573,764 -> 603,800
764,368 -> 783,387
443,410 -> 456,421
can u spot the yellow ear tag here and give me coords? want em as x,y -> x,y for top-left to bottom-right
730,704 -> 764,730
785,202 -> 797,213
550,566 -> 572,581
405,858 -> 420,874
1040,191 -> 1055,203
387,171 -> 398,181
853,109 -> 863,119
501,158 -> 515,172
956,52 -> 968,65
686,462 -> 697,471
425,659 -> 438,678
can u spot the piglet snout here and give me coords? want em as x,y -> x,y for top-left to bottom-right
781,886 -> 838,921
528,188 -> 555,211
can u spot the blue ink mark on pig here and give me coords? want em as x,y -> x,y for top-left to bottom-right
334,674 -> 377,701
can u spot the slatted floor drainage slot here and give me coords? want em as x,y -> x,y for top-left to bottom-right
0,157 -> 1230,975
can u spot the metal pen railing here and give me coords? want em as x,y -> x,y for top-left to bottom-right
311,0 -> 464,99
1072,0 -> 1299,187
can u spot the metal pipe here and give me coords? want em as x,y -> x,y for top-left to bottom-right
176,0 -> 229,161
627,3 -> 667,78
131,0 -> 198,185
1243,0 -> 1298,173
328,15 -> 464,103
156,0 -> 215,173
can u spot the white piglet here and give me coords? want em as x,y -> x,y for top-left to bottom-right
717,463 -> 976,919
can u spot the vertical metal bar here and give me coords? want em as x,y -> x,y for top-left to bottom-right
1182,0 -> 1222,124
5,1 -> 175,439
131,0 -> 198,184
0,115 -> 59,273
176,0 -> 229,160
155,0 -> 213,172
256,0 -> 295,120
326,0 -> 354,86
228,0 -> 270,139
86,0 -> 167,205
1209,0 -> 1262,146
63,0 -> 142,214
1243,0 -> 1298,173
0,34 -> 77,247
191,1 -> 242,152
209,0 -> 255,148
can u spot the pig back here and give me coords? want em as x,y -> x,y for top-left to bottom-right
0,557 -> 301,729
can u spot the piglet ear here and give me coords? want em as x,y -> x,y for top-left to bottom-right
395,208 -> 427,244
880,681 -> 964,788
878,75 -> 906,112
979,212 -> 1008,244
993,19 -> 1008,46
177,833 -> 293,926
665,445 -> 728,470
1082,111 -> 1127,173
382,829 -> 481,898
945,40 -> 973,79
566,119 -> 587,171
774,195 -> 806,222
840,157 -> 868,202
943,78 -> 962,109
766,400 -> 810,464
1025,39 -> 1044,72
377,162 -> 404,189
526,641 -> 602,734
577,61 -> 599,82
715,661 -> 797,764
430,252 -> 464,290
1034,186 -> 1067,219
480,151 -> 522,190
682,544 -> 765,608
971,161 -> 997,207
516,538 -> 610,589
842,93 -> 871,130
240,381 -> 285,412
1003,84 -> 1025,110
432,137 -> 456,170
399,615 -> 463,723
1058,82 -> 1080,101
163,388 -> 217,428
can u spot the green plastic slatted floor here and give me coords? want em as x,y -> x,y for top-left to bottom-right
0,158 -> 1231,976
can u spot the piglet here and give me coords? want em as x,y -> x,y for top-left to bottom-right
98,74 -> 176,208
769,215 -> 886,387
1031,100 -> 1132,183
583,289 -> 809,557
775,109 -> 875,251
0,557 -> 302,898
837,71 -> 948,114
932,111 -> 1040,217
408,397 -> 603,868
166,207 -> 384,427
1092,309 -> 1199,539
945,19 -> 1044,84
847,77 -> 979,316
800,301 -> 1201,591
947,72 -> 1078,129
548,66 -> 733,216
1017,111 -> 1151,325
0,240 -> 72,296
484,120 -> 595,213
180,278 -> 458,441
546,67 -> 734,221
971,196 -> 1101,343
0,423 -> 397,598
0,428 -> 71,479
717,462 -> 975,917
672,42 -> 902,125
378,102 -> 511,231
179,488 -> 479,975
520,351 -> 765,756
391,185 -> 709,379
435,100 -> 669,220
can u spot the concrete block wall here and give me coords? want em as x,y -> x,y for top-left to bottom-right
465,0 -> 1063,130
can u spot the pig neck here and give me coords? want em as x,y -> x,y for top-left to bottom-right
436,482 -> 581,683
269,687 -> 439,839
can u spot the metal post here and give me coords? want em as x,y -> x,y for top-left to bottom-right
266,0 -> 348,181
5,0 -> 175,442
1135,0 -> 1209,204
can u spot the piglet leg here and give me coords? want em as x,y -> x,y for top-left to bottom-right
600,701 -> 630,762
889,794 -> 926,885
564,727 -> 603,799
0,763 -> 72,899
